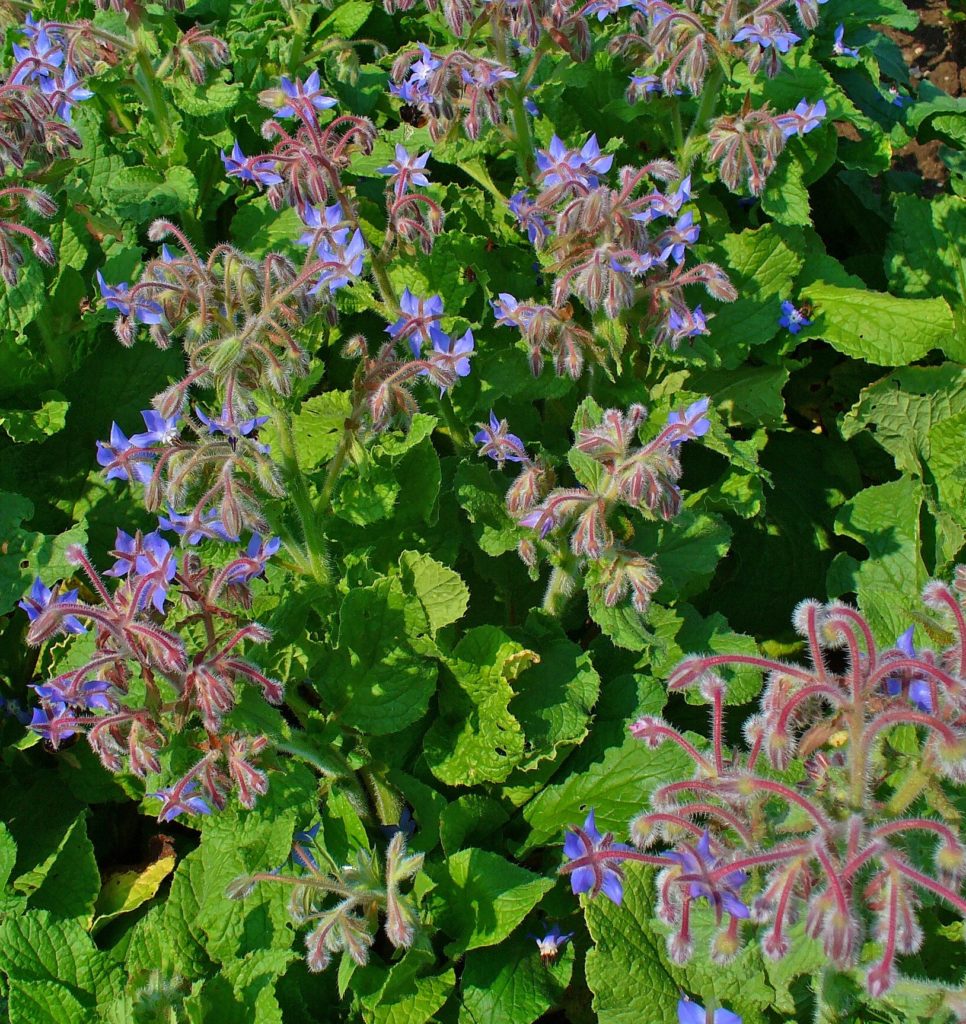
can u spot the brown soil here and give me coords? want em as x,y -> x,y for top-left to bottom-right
884,0 -> 965,190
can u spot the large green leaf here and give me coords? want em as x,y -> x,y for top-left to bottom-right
424,626 -> 532,786
428,849 -> 553,955
319,576 -> 438,735
801,282 -> 955,365
458,931 -> 573,1024
829,477 -> 928,642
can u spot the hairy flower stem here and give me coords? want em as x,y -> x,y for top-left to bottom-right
543,561 -> 577,616
270,405 -> 329,584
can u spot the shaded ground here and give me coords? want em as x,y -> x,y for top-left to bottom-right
887,0 -> 964,187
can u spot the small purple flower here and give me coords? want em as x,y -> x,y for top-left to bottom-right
778,299 -> 812,334
535,134 -> 613,190
631,175 -> 692,225
666,397 -> 712,445
508,191 -> 550,247
130,410 -> 181,447
134,532 -> 178,614
379,807 -> 417,841
428,326 -> 474,383
628,73 -> 663,101
664,305 -> 708,345
291,823 -> 321,870
96,423 -> 156,484
833,24 -> 860,58
196,403 -> 269,439
377,144 -> 431,200
534,923 -> 574,960
460,61 -> 517,90
104,529 -> 139,578
885,627 -> 933,712
19,578 -> 86,635
158,508 -> 238,545
34,678 -> 113,712
678,999 -> 742,1024
887,85 -> 910,108
11,25 -> 63,82
96,272 -> 163,325
29,703 -> 78,746
474,411 -> 529,466
149,780 -> 212,822
39,66 -> 93,122
665,830 -> 749,919
492,292 -> 535,329
224,534 -> 281,584
309,228 -> 366,294
387,288 -> 445,353
661,211 -> 700,265
221,141 -> 284,187
733,19 -> 800,53
297,203 -> 345,248
775,98 -> 827,139
409,44 -> 440,88
275,71 -> 337,119
562,809 -> 634,905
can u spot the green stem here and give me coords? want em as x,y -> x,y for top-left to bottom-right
440,393 -> 471,450
489,9 -> 534,181
670,98 -> 684,155
134,44 -> 171,148
270,404 -> 329,583
683,64 -> 726,167
317,418 -> 357,516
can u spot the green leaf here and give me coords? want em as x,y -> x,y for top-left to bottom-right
399,550 -> 469,636
91,851 -> 177,934
288,391 -> 352,471
319,0 -> 372,37
0,391 -> 69,442
320,577 -> 438,735
522,675 -> 688,851
17,813 -> 99,926
697,225 -> 803,367
0,822 -> 16,889
761,155 -> 810,226
458,930 -> 573,1024
0,910 -> 124,1014
583,871 -> 680,1024
169,73 -> 242,117
429,849 -> 553,955
831,477 -> 928,642
0,492 -> 88,616
801,282 -> 955,365
842,364 -> 966,477
507,615 -> 601,772
927,409 -> 966,532
7,979 -> 92,1024
456,462 -> 523,556
585,869 -> 778,1023
424,626 -> 534,785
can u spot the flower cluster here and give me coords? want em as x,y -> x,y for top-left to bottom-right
611,0 -> 826,96
501,137 -> 736,361
389,43 -> 519,140
478,397 -> 710,615
21,530 -> 282,819
707,97 -> 826,195
228,827 -> 424,972
566,579 -> 966,1000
